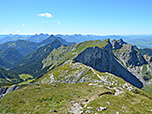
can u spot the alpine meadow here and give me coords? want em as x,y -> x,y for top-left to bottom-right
0,0 -> 152,114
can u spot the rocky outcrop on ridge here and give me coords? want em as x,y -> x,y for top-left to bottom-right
112,39 -> 152,84
73,40 -> 143,88
111,39 -> 127,50
144,55 -> 152,64
113,43 -> 147,67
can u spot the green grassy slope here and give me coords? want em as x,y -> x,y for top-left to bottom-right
0,39 -> 152,113
0,82 -> 151,114
0,40 -> 38,56
10,39 -> 63,79
0,68 -> 22,87
39,60 -> 126,86
0,48 -> 23,68
142,85 -> 152,97
42,39 -> 110,71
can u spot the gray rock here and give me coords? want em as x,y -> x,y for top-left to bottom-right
144,55 -> 152,63
0,85 -> 20,99
6,85 -> 18,93
0,86 -> 8,95
111,39 -> 127,50
50,110 -> 57,112
85,110 -> 91,113
112,39 -> 152,84
73,41 -> 143,88
87,106 -> 92,109
96,107 -> 107,111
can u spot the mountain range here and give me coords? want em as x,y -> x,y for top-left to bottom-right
0,35 -> 152,113
1,34 -> 152,48
0,35 -> 74,69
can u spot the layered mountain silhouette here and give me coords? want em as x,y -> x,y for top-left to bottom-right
0,37 -> 152,113
0,35 -> 74,68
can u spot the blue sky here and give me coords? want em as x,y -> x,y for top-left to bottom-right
0,0 -> 152,35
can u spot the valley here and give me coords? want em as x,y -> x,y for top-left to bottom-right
0,35 -> 152,113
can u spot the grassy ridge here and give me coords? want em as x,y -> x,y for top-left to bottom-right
42,39 -> 110,72
0,83 -> 151,114
0,83 -> 107,113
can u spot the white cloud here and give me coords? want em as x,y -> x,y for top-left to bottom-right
38,13 -> 52,18
57,21 -> 61,24
22,24 -> 26,27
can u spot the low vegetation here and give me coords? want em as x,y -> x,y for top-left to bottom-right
0,82 -> 152,114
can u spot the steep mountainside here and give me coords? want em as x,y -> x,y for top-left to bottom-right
0,68 -> 22,86
73,45 -> 142,88
0,48 -> 23,68
0,35 -> 73,69
0,39 -> 152,113
40,39 -> 143,88
112,39 -> 152,85
0,40 -> 38,56
0,35 -> 73,57
10,40 -> 64,79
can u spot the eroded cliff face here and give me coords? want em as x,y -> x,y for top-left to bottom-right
73,41 -> 143,88
73,42 -> 113,73
113,43 -> 147,67
112,39 -> 152,85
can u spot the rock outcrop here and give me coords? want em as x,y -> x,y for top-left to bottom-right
0,85 -> 19,98
0,86 -> 8,95
112,39 -> 152,84
111,39 -> 127,50
113,43 -> 147,67
144,55 -> 152,64
73,40 -> 143,88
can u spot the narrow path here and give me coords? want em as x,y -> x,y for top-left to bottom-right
90,67 -> 105,81
84,94 -> 98,108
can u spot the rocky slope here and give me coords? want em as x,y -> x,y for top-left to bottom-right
0,59 -> 151,113
0,39 -> 152,113
112,39 -> 152,85
73,40 -> 143,88
36,39 -> 143,88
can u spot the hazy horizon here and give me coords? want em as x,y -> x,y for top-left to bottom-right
1,33 -> 152,36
